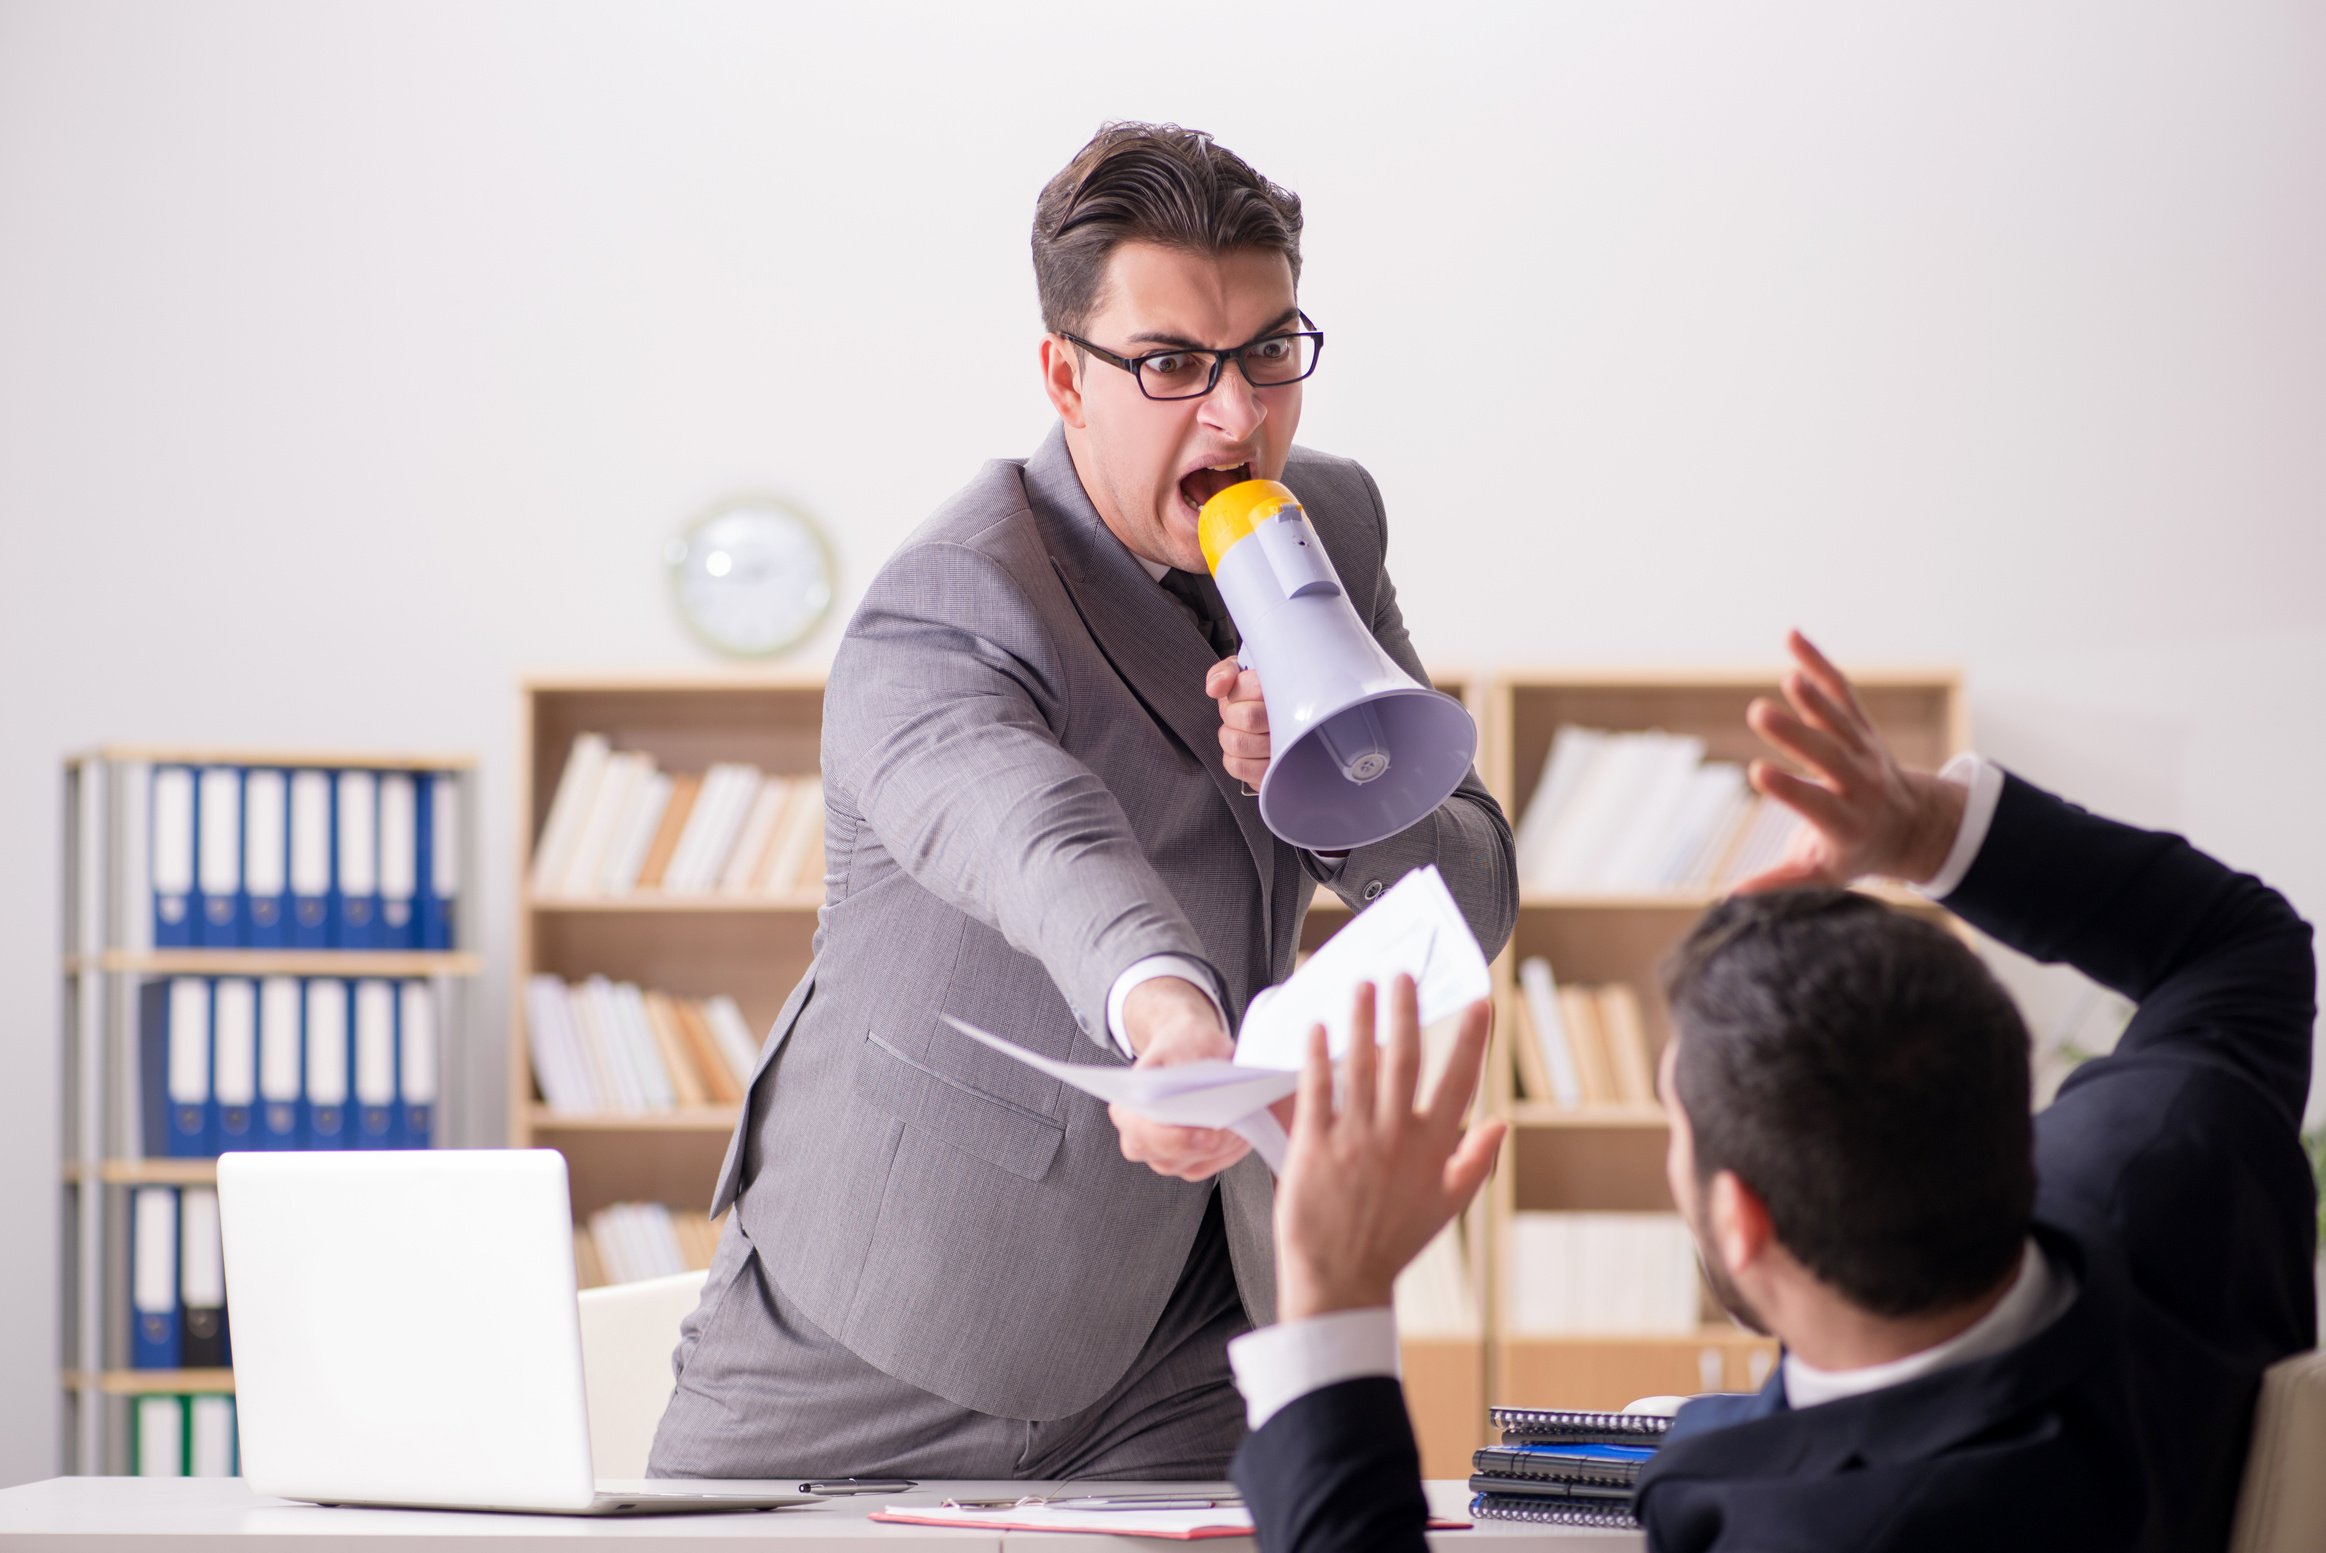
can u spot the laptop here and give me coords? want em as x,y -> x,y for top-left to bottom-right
217,1149 -> 816,1515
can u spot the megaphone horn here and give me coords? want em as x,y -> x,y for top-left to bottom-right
1199,479 -> 1478,852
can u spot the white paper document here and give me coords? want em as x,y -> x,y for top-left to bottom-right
940,866 -> 1491,1173
1232,864 -> 1492,1072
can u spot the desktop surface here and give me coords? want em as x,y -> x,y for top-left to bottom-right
0,1478 -> 1644,1548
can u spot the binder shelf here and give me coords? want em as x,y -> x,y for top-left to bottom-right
58,747 -> 480,1477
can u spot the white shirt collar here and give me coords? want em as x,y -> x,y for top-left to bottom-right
1135,552 -> 1170,582
1782,1239 -> 2077,1409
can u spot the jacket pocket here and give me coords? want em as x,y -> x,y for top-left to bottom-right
851,1029 -> 1065,1183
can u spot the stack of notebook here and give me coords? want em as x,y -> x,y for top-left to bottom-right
1468,1406 -> 1672,1529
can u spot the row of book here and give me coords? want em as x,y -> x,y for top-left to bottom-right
1510,959 -> 1658,1110
1513,727 -> 1805,895
130,1186 -> 229,1370
1505,1212 -> 1704,1336
132,1394 -> 239,1478
138,763 -> 459,951
526,975 -> 760,1115
573,1203 -> 722,1289
141,977 -> 438,1155
1469,1406 -> 1669,1529
530,735 -> 825,899
1392,1223 -> 1479,1338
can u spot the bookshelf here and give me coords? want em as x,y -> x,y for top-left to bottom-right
508,665 -> 1967,1470
512,675 -> 828,1229
1479,668 -> 1967,1410
58,748 -> 479,1476
516,672 -> 1495,1477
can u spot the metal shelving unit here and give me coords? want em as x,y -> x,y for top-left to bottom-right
56,748 -> 480,1475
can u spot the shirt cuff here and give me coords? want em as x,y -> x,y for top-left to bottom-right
1914,753 -> 2005,902
1106,956 -> 1227,1059
1227,1307 -> 1400,1432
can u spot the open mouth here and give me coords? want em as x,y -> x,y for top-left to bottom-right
1178,462 -> 1252,518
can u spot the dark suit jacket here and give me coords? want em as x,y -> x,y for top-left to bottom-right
1233,772 -> 2316,1552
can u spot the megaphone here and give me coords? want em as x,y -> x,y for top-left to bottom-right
1200,479 -> 1478,852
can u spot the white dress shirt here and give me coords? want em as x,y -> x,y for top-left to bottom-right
1228,754 -> 2012,1431
1783,1238 -> 2076,1408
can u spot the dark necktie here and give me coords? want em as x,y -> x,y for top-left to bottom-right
1159,568 -> 1240,662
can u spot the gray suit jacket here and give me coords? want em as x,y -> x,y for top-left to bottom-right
709,426 -> 1515,1420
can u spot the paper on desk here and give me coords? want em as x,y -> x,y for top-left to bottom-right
938,867 -> 1488,1174
873,1501 -> 1256,1539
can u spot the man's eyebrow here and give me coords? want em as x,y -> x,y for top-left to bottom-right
1125,307 -> 1302,350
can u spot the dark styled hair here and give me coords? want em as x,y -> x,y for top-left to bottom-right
1662,889 -> 2035,1318
1031,122 -> 1304,334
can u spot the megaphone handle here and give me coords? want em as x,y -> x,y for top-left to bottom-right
1231,1110 -> 1290,1174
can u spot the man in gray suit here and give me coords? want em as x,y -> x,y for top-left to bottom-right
648,122 -> 1516,1481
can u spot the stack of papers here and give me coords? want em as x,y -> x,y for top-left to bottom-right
944,866 -> 1491,1171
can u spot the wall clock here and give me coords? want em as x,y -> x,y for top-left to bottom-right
666,495 -> 836,659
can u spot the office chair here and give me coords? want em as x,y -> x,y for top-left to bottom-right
2228,1349 -> 2326,1553
575,1270 -> 711,1478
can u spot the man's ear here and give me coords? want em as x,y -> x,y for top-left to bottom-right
1040,336 -> 1087,427
1707,1169 -> 1775,1276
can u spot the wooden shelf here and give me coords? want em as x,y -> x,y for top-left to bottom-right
68,949 -> 483,977
526,1106 -> 740,1134
62,1159 -> 218,1186
63,1369 -> 234,1396
527,892 -> 823,914
70,746 -> 475,772
1507,1103 -> 1667,1129
1502,1326 -> 1765,1347
1483,665 -> 1965,1414
1519,884 -> 1934,911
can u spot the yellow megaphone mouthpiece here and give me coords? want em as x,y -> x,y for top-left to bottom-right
1198,479 -> 1302,576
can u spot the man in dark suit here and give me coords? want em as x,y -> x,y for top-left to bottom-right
1231,630 -> 2316,1552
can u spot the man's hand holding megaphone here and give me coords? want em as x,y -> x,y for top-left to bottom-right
1206,656 -> 1273,793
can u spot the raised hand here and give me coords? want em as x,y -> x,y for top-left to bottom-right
1274,976 -> 1505,1324
1734,629 -> 1966,893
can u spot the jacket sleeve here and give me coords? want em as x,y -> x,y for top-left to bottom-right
1314,465 -> 1519,960
1233,1377 -> 1432,1553
1943,769 -> 2317,1349
825,539 -> 1222,1050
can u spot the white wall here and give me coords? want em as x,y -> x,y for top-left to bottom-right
2,0 -> 2320,1485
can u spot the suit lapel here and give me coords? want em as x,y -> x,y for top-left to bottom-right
1020,428 -> 1278,953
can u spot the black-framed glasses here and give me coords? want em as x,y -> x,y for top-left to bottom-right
1060,310 -> 1324,401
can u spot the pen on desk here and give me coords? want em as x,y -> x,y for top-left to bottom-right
798,1477 -> 917,1495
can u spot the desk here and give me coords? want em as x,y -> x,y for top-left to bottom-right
0,1479 -> 1645,1549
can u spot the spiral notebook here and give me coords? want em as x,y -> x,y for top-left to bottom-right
1489,1405 -> 1675,1443
1470,1491 -> 1641,1529
1473,1441 -> 1657,1487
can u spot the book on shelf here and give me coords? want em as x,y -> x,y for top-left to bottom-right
1393,1222 -> 1479,1339
123,760 -> 461,952
573,1202 -> 725,1289
131,1184 -> 231,1370
525,974 -> 760,1115
1505,1212 -> 1702,1335
1512,726 -> 1805,895
133,1393 -> 238,1478
1510,964 -> 1658,1112
530,736 -> 824,900
141,976 -> 440,1153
